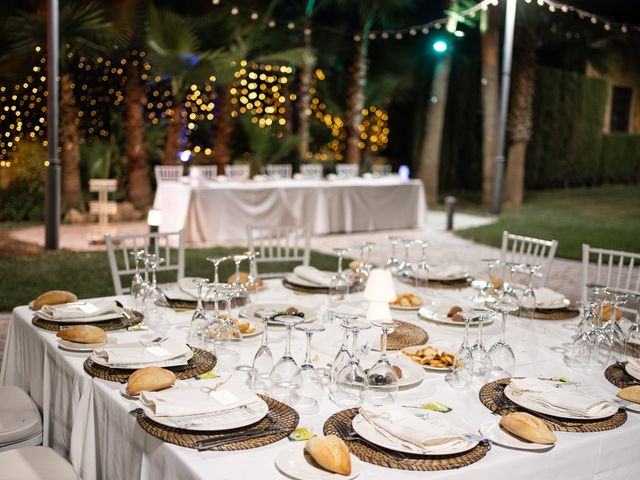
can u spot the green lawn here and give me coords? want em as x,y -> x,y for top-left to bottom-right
0,243 -> 342,311
456,186 -> 640,260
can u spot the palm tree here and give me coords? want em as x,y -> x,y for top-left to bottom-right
3,1 -> 131,209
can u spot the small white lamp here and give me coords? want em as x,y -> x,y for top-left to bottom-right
147,209 -> 162,252
364,269 -> 396,322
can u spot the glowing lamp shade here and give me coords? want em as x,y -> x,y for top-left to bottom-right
398,165 -> 410,182
367,301 -> 392,322
364,269 -> 396,302
147,209 -> 162,227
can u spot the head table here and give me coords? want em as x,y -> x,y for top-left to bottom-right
153,177 -> 426,244
1,280 -> 637,480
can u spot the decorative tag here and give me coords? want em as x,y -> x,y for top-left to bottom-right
209,389 -> 239,405
288,427 -> 313,441
77,303 -> 100,314
145,345 -> 171,357
409,402 -> 452,413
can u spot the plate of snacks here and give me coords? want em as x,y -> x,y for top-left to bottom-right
390,293 -> 424,310
418,303 -> 494,327
401,345 -> 456,371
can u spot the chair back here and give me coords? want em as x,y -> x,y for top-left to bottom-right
224,164 -> 250,182
105,230 -> 185,295
582,244 -> 640,301
336,164 -> 359,178
266,164 -> 292,180
154,165 -> 183,183
300,164 -> 323,179
246,225 -> 310,278
189,165 -> 217,182
500,230 -> 558,287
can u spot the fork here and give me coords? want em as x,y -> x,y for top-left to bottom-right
333,420 -> 407,461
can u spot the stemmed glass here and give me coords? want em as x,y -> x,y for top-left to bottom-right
384,236 -> 402,275
352,244 -> 370,292
445,311 -> 476,389
291,322 -> 327,414
362,242 -> 375,274
517,264 -> 541,320
588,284 -> 614,367
330,314 -> 355,388
269,314 -> 305,404
189,278 -> 210,346
413,239 -> 429,288
473,259 -> 502,304
365,319 -> 401,406
489,300 -> 518,376
205,256 -> 228,285
329,248 -> 350,301
332,319 -> 371,408
244,251 -> 261,301
130,250 -> 146,311
142,254 -> 170,332
397,239 -> 415,286
251,309 -> 276,393
470,310 -> 493,385
231,254 -> 249,306
626,293 -> 640,344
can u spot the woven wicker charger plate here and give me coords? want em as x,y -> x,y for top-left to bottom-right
479,378 -> 627,432
137,394 -> 298,451
428,279 -> 472,290
323,409 -> 490,471
32,310 -> 143,332
83,347 -> 216,383
605,362 -> 640,388
519,308 -> 580,321
386,321 -> 428,351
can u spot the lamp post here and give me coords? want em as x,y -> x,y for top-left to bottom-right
490,0 -> 517,214
45,0 -> 60,250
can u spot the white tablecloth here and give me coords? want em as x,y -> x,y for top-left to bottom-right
153,177 -> 426,244
2,282 -> 639,480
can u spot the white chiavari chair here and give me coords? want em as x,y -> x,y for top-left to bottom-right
154,165 -> 183,183
105,230 -> 185,295
189,165 -> 217,182
582,244 -> 640,302
266,164 -> 293,180
336,164 -> 359,178
0,387 -> 42,453
224,164 -> 250,182
500,230 -> 558,287
246,225 -> 310,278
300,163 -> 323,179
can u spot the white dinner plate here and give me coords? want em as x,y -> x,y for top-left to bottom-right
351,414 -> 478,456
57,336 -> 117,352
418,304 -> 494,327
90,348 -> 194,370
535,299 -> 572,310
239,303 -> 316,324
143,398 -> 269,431
119,379 -> 186,400
624,362 -> 640,381
284,273 -> 330,289
479,421 -> 555,451
35,310 -> 124,324
238,320 -> 263,338
389,295 -> 424,311
359,354 -> 426,388
400,346 -> 455,372
275,442 -> 362,480
504,381 -> 619,421
622,400 -> 640,413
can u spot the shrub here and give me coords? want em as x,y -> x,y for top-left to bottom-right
0,141 -> 47,221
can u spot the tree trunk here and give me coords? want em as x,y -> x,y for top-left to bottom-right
59,73 -> 84,210
125,64 -> 152,209
214,88 -> 233,174
296,24 -> 313,165
162,100 -> 183,165
481,8 -> 500,209
504,34 -> 537,208
344,34 -> 368,165
417,55 -> 451,206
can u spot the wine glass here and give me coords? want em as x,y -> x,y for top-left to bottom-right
189,278 -> 210,346
129,250 -> 146,311
268,314 -> 305,404
244,250 -> 261,301
384,236 -> 402,275
470,310 -> 493,385
205,256 -> 228,285
329,248 -> 350,301
251,309 -> 276,393
351,244 -> 369,292
473,259 -> 502,304
413,239 -> 429,288
445,311 -> 476,389
231,254 -> 249,306
517,264 -> 541,320
396,239 -> 415,286
330,314 -> 355,388
362,242 -> 375,274
489,300 -> 518,376
364,319 -> 401,406
332,319 -> 371,408
290,322 -> 327,414
604,288 -> 628,350
626,293 -> 640,345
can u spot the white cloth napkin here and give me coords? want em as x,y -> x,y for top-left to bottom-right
508,378 -> 613,418
626,359 -> 640,380
39,300 -> 120,320
359,406 -> 469,454
93,339 -> 191,366
534,288 -> 567,309
140,377 -> 260,417
293,266 -> 333,287
429,265 -> 466,281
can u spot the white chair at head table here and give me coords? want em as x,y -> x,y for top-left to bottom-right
154,165 -> 183,183
336,163 -> 359,179
266,164 -> 293,180
300,163 -> 323,180
189,165 -> 217,182
224,164 -> 250,182
246,225 -> 310,278
499,230 -> 558,287
581,244 -> 640,302
105,230 -> 185,295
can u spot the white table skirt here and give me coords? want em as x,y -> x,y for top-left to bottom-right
153,177 -> 426,244
2,282 -> 639,480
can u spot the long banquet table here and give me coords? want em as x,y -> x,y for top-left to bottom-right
2,280 -> 639,480
153,177 -> 426,244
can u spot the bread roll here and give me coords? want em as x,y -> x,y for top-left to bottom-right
305,435 -> 351,475
127,367 -> 176,395
34,290 -> 77,309
56,325 -> 107,344
500,412 -> 556,444
447,306 -> 462,318
227,272 -> 264,291
617,385 -> 640,404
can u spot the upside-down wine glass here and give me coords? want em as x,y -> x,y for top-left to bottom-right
385,236 -> 402,275
362,242 -> 376,274
627,293 -> 640,346
445,311 -> 476,389
329,248 -> 350,302
470,310 -> 493,385
397,239 -> 415,287
189,277 -> 210,346
205,255 -> 228,285
413,239 -> 430,288
517,264 -> 541,320
244,250 -> 261,302
269,314 -> 305,404
365,319 -> 401,406
330,314 -> 355,389
332,319 -> 372,408
489,300 -> 518,376
130,250 -> 146,311
290,322 -> 327,414
473,259 -> 502,304
231,254 -> 249,306
251,309 -> 276,393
